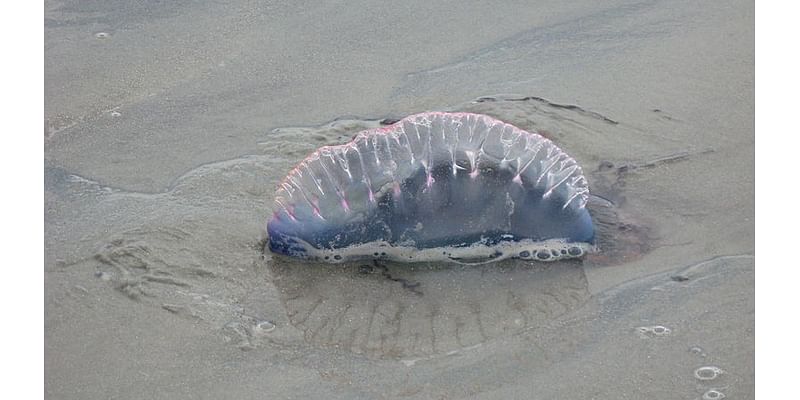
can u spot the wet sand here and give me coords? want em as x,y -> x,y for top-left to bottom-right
45,0 -> 753,398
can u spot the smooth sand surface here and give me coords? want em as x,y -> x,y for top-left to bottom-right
45,0 -> 753,398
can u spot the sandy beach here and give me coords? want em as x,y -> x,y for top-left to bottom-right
45,0 -> 753,398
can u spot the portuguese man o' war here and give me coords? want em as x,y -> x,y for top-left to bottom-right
267,112 -> 595,263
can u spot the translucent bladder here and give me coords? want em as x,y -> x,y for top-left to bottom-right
267,112 -> 594,263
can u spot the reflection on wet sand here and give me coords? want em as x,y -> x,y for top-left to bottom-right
270,257 -> 589,359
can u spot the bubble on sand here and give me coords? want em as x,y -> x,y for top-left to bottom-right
694,366 -> 724,381
220,316 -> 277,349
253,320 -> 276,336
651,325 -> 670,335
636,325 -> 671,338
702,389 -> 725,399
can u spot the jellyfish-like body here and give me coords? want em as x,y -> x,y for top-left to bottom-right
267,112 -> 594,263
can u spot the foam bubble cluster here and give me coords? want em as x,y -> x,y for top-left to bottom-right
267,112 -> 594,263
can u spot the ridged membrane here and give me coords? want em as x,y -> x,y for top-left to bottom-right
267,112 -> 594,263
